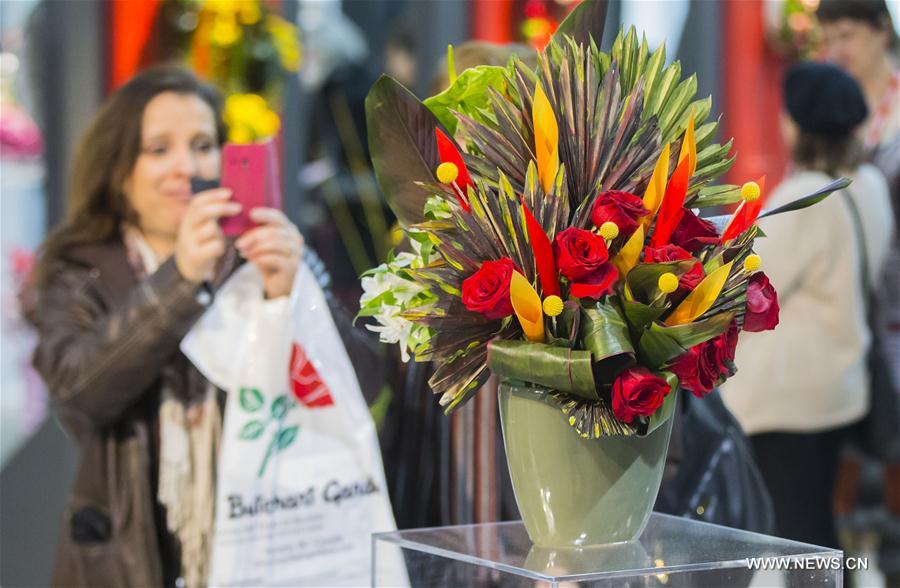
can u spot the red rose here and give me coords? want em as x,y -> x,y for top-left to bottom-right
643,244 -> 705,291
591,190 -> 649,237
670,348 -> 716,397
612,367 -> 671,423
554,228 -> 609,281
668,350 -> 702,394
568,263 -> 619,299
715,321 -> 740,365
670,209 -> 719,253
743,273 -> 779,332
553,228 -> 618,299
669,321 -> 739,397
461,258 -> 516,319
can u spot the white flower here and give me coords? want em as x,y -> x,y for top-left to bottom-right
365,309 -> 414,362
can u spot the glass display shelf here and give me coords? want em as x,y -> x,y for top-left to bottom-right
373,512 -> 842,587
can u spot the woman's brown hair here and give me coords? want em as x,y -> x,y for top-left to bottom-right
34,65 -> 226,287
792,133 -> 867,177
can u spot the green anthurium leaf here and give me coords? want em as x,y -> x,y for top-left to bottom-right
758,177 -> 849,219
580,302 -> 636,386
626,260 -> 696,303
637,329 -> 686,370
239,388 -> 264,412
637,383 -> 678,437
366,75 -> 443,227
424,65 -> 507,135
552,0 -> 610,48
580,302 -> 634,360
488,339 -> 598,401
621,299 -> 667,331
650,312 -> 735,349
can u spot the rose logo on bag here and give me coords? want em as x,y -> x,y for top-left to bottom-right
290,343 -> 334,408
236,387 -> 299,477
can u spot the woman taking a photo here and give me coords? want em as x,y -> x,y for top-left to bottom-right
27,66 -> 302,587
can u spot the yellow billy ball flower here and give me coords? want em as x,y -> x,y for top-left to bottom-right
436,162 -> 459,184
599,221 -> 619,240
741,181 -> 761,202
658,272 -> 679,294
542,295 -> 564,317
744,254 -> 761,272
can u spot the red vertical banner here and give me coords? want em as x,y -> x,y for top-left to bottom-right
472,0 -> 515,43
107,0 -> 161,93
722,0 -> 787,195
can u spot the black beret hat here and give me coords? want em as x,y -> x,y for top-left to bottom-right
783,62 -> 868,137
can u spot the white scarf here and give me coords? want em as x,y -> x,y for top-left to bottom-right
122,226 -> 220,588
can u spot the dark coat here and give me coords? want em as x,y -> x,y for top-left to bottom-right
31,239 -> 218,587
31,239 -> 387,587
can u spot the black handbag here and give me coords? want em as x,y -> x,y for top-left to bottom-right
655,390 -> 775,534
841,190 -> 900,462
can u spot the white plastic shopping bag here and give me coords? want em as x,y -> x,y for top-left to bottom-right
182,262 -> 406,586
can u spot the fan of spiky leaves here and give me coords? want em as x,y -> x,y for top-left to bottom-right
365,10 -> 738,416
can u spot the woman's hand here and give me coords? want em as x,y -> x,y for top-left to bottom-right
235,208 -> 304,299
174,189 -> 240,283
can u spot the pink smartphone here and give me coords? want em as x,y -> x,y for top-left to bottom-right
219,140 -> 282,237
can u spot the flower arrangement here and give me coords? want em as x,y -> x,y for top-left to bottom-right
360,1 -> 845,439
162,0 -> 300,143
186,0 -> 300,95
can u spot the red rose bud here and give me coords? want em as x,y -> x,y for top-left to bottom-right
716,320 -> 740,365
743,272 -> 779,332
670,209 -> 719,253
669,321 -> 739,397
643,244 -> 705,291
461,258 -> 516,319
612,367 -> 671,424
697,343 -> 724,391
569,263 -> 618,299
553,227 -> 610,281
591,190 -> 649,238
669,347 -> 716,397
669,349 -> 703,395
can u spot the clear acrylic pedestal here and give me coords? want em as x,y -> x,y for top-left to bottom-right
372,513 -> 842,587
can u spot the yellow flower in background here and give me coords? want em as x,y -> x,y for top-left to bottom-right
224,93 -> 281,143
211,15 -> 241,47
238,1 -> 261,25
267,15 -> 301,71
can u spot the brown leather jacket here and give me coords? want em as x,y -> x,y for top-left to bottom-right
31,239 -> 220,587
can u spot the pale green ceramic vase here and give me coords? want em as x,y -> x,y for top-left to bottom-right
499,383 -> 675,548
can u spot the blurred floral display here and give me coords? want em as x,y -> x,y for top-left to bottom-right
0,54 -> 42,160
767,0 -> 823,60
161,0 -> 301,142
519,0 -> 580,50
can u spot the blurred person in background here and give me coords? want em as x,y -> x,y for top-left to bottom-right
24,66 -> 303,587
722,62 -> 894,555
819,2 -> 900,584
